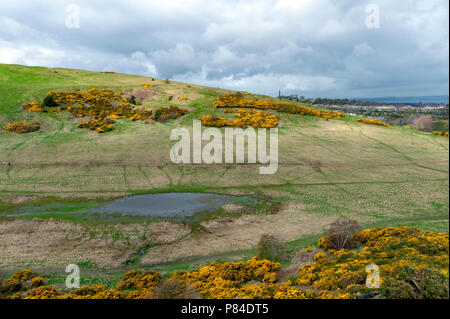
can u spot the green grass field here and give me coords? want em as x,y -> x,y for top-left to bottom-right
0,63 -> 448,277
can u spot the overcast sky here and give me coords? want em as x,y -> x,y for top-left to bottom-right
0,0 -> 448,98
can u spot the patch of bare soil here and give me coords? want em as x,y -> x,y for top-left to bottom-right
140,203 -> 335,266
221,204 -> 245,213
124,88 -> 164,103
8,195 -> 39,204
0,219 -> 189,269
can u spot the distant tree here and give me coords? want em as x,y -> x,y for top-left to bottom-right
411,115 -> 434,132
435,120 -> 449,132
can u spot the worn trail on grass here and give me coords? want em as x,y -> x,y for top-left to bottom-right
1,159 -> 448,168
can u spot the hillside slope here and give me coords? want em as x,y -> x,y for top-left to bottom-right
0,63 -> 448,268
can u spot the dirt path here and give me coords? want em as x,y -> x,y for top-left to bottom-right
1,159 -> 448,168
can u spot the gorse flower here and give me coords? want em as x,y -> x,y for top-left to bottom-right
356,118 -> 390,127
433,131 -> 449,137
213,95 -> 345,119
3,227 -> 448,299
20,88 -> 190,133
198,109 -> 279,129
3,122 -> 40,134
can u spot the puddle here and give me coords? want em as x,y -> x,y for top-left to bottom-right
98,193 -> 248,217
3,193 -> 253,221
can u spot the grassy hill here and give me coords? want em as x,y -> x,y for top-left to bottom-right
0,63 -> 448,272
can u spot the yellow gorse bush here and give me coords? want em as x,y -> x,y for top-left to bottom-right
169,257 -> 284,299
22,102 -> 45,112
25,286 -> 60,299
213,95 -> 345,119
198,109 -> 279,129
433,131 -> 449,137
297,226 -> 449,296
3,122 -> 40,134
0,269 -> 38,295
30,277 -> 44,288
115,270 -> 160,291
78,119 -> 116,133
356,118 -> 390,127
198,94 -> 345,129
3,227 -> 448,299
20,88 -> 189,133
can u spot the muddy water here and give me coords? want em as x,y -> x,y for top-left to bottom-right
3,193 -> 252,222
98,193 -> 247,217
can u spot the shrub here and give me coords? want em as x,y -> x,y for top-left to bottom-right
411,115 -> 434,132
26,88 -> 190,134
4,122 -> 40,134
433,131 -> 449,137
256,234 -> 285,261
2,278 -> 24,293
128,95 -> 137,105
149,278 -> 201,299
25,286 -> 60,299
339,273 -> 363,289
70,285 -> 106,297
22,101 -> 46,112
153,109 -> 163,122
77,119 -> 115,133
31,277 -> 44,287
297,226 -> 449,298
10,269 -> 36,281
381,265 -> 449,299
313,252 -> 328,262
116,270 -> 161,291
356,118 -> 390,127
199,109 -> 279,129
213,94 -> 345,119
319,219 -> 362,250
43,94 -> 58,107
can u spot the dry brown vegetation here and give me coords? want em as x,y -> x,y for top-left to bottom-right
0,219 -> 189,269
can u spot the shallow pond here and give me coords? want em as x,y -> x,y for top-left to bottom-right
2,193 -> 253,222
98,193 -> 249,217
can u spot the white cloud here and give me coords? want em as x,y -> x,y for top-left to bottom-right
0,0 -> 448,98
0,46 -> 23,64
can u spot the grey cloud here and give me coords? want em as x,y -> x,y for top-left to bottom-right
0,0 -> 448,98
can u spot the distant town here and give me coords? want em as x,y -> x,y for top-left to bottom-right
279,94 -> 449,132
